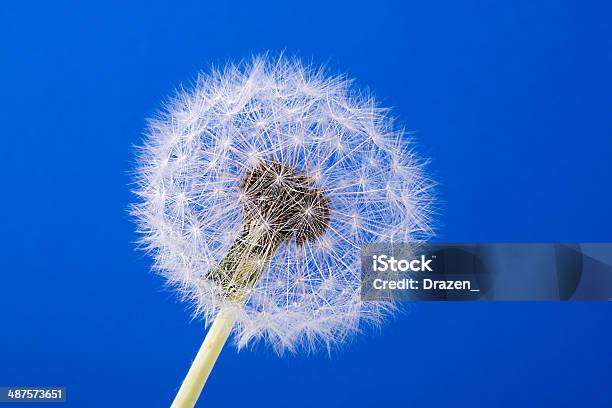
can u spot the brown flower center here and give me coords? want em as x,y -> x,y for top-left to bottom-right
240,160 -> 330,247
208,160 -> 331,300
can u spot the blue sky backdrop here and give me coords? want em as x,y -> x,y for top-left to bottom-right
1,1 -> 611,407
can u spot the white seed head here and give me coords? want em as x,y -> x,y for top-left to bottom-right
132,55 -> 434,353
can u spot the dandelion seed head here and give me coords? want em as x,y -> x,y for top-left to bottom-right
133,55 -> 434,353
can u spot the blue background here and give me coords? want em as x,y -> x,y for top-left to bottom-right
1,1 -> 611,407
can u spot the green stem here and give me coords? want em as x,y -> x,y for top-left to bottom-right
171,222 -> 280,407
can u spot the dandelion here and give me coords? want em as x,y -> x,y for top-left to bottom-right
132,55 -> 433,407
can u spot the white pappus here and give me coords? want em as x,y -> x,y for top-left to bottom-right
132,55 -> 434,355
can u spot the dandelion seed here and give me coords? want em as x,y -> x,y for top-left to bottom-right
132,55 -> 433,407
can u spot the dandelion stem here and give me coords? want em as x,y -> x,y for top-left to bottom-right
170,308 -> 235,408
171,224 -> 277,407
